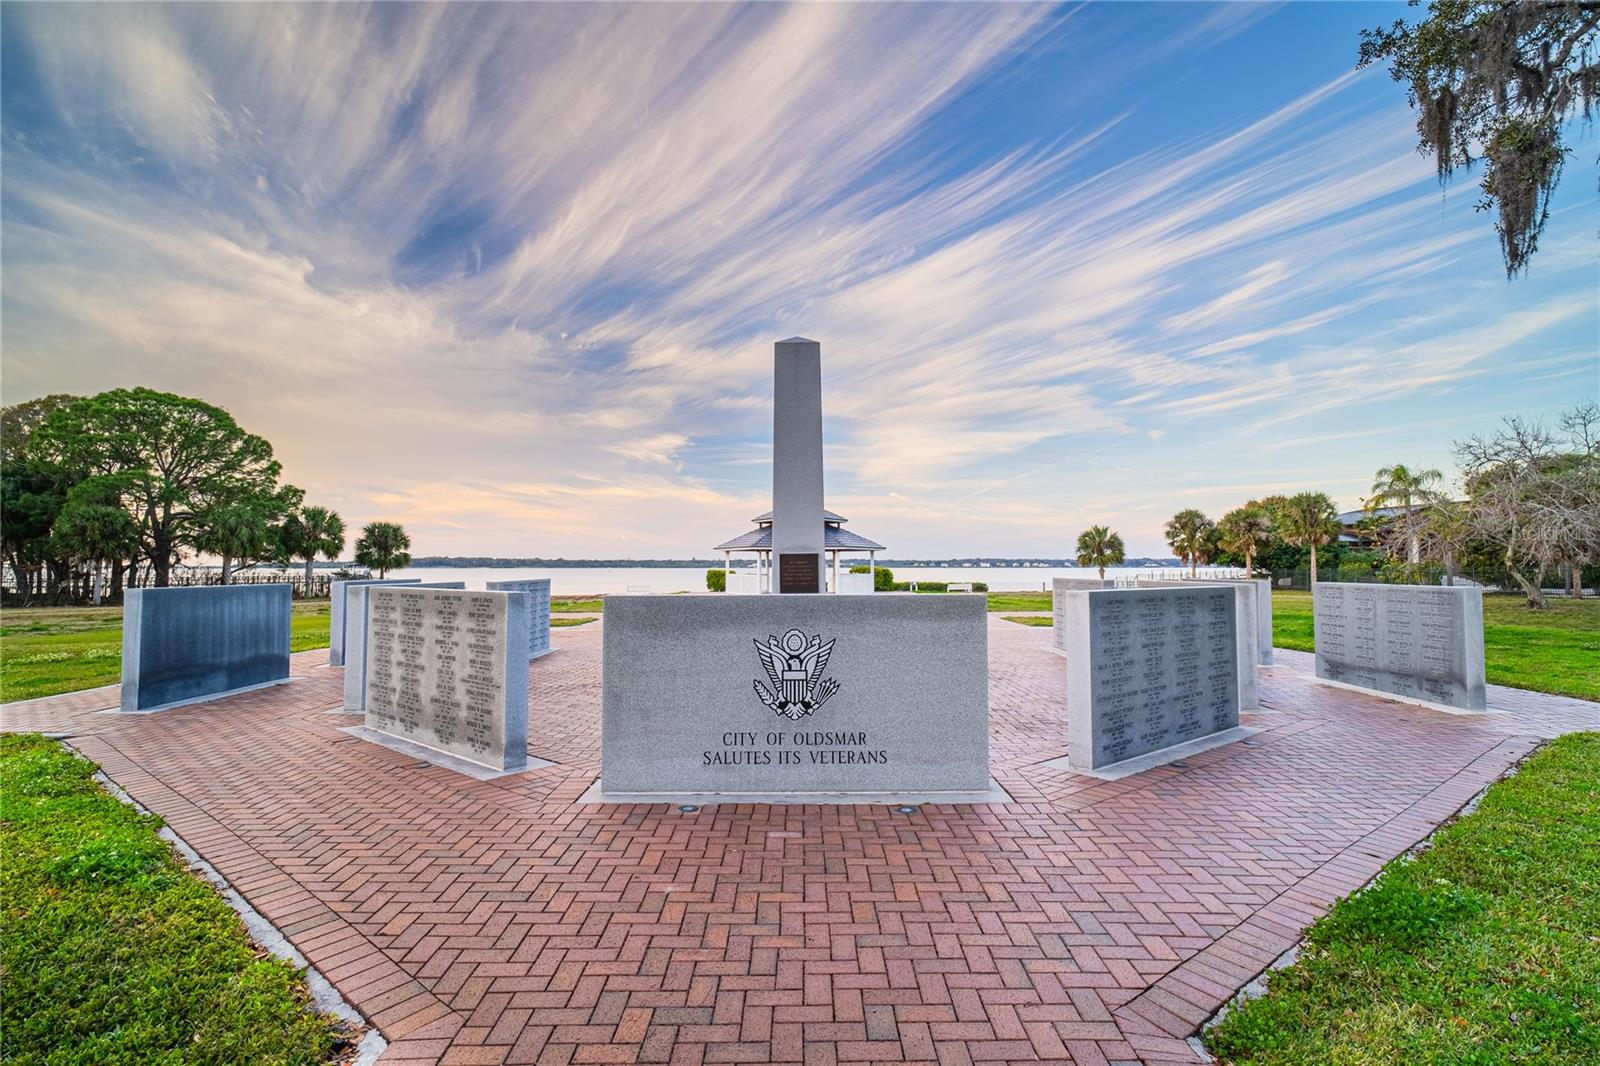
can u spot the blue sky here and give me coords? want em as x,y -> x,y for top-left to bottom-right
3,2 -> 1595,558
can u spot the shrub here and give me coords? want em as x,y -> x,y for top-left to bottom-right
705,568 -> 726,592
1379,561 -> 1446,585
849,564 -> 894,591
1335,562 -> 1381,583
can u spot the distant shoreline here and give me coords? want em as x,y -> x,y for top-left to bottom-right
401,557 -> 1187,569
229,557 -> 1188,572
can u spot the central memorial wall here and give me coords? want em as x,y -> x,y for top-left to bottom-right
1058,586 -> 1241,771
601,594 -> 989,797
596,337 -> 996,802
1314,583 -> 1487,711
361,586 -> 530,771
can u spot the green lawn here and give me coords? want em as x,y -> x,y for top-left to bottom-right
986,590 -> 1052,612
1206,732 -> 1600,1065
0,603 -> 331,703
551,616 -> 596,627
1002,614 -> 1052,627
1271,589 -> 1600,701
551,596 -> 603,613
0,733 -> 351,1064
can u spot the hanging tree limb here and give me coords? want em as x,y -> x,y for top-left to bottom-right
1360,1 -> 1600,277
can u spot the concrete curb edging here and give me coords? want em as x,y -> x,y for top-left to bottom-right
84,755 -> 388,1066
1181,738 -> 1545,1063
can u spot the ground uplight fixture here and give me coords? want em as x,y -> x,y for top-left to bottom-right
895,805 -> 918,814
678,805 -> 700,813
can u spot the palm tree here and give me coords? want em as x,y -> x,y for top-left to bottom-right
1217,505 -> 1273,575
1367,463 -> 1444,564
282,506 -> 346,596
354,521 -> 411,578
193,501 -> 274,584
1164,509 -> 1215,576
51,475 -> 139,605
1074,525 -> 1126,580
1275,492 -> 1341,587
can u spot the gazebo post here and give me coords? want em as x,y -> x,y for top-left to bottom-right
723,551 -> 730,591
831,550 -> 839,594
869,552 -> 875,590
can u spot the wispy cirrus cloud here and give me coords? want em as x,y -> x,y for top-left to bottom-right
2,2 -> 1593,557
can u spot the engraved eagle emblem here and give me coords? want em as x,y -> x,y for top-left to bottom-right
753,628 -> 839,720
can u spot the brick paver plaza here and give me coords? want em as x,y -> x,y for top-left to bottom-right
4,616 -> 1594,1065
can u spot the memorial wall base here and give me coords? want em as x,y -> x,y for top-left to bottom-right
341,725 -> 555,781
1040,725 -> 1261,781
117,675 -> 298,716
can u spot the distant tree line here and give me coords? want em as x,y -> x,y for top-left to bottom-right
1139,403 -> 1598,606
1,389 -> 410,604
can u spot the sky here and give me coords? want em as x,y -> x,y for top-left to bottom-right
2,2 -> 1596,560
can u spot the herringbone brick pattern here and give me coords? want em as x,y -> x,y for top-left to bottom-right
3,616 -> 1594,1064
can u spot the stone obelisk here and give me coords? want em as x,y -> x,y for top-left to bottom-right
771,337 -> 826,593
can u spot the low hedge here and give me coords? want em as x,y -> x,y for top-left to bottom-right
886,580 -> 988,593
848,564 -> 895,591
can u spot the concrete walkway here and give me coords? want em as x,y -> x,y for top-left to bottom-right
3,618 -> 1594,1064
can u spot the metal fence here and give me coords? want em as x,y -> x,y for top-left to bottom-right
143,570 -> 344,598
2,567 -> 360,604
1264,565 -> 1594,595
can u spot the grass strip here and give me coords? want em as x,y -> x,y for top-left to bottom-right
985,591 -> 1052,612
550,596 -> 603,613
0,603 -> 331,703
0,733 -> 350,1064
1206,732 -> 1600,1065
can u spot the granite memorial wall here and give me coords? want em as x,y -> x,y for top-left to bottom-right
486,578 -> 553,659
361,586 -> 530,771
341,581 -> 466,712
1314,583 -> 1487,711
329,578 -> 421,666
1051,578 -> 1114,653
121,584 -> 292,712
601,593 -> 989,798
1058,586 -> 1240,771
1137,577 -> 1261,709
1188,577 -> 1273,665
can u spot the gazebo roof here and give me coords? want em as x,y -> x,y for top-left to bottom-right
750,509 -> 848,524
715,525 -> 885,553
